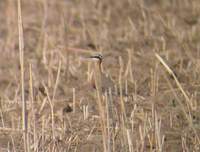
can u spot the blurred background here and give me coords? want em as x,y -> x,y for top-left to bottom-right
0,0 -> 200,151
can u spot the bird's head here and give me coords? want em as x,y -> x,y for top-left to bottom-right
89,54 -> 103,64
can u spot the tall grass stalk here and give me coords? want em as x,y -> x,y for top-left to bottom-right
17,0 -> 28,151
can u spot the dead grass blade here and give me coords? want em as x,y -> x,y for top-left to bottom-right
155,53 -> 192,109
17,0 -> 28,151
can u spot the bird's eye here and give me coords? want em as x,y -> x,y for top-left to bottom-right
96,54 -> 103,59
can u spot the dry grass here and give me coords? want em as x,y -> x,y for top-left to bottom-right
1,0 -> 200,151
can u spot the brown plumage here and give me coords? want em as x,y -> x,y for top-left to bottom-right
88,54 -> 114,93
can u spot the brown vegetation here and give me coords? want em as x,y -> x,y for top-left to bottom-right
0,0 -> 200,151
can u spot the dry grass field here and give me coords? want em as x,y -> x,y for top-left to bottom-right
1,0 -> 200,151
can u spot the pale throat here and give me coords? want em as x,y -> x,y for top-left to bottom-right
93,61 -> 103,90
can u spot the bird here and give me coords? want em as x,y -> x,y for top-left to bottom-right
87,54 -> 115,94
88,54 -> 126,126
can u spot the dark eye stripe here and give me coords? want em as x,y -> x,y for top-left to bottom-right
91,54 -> 103,60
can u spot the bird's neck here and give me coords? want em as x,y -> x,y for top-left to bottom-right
94,61 -> 102,73
93,62 -> 102,92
